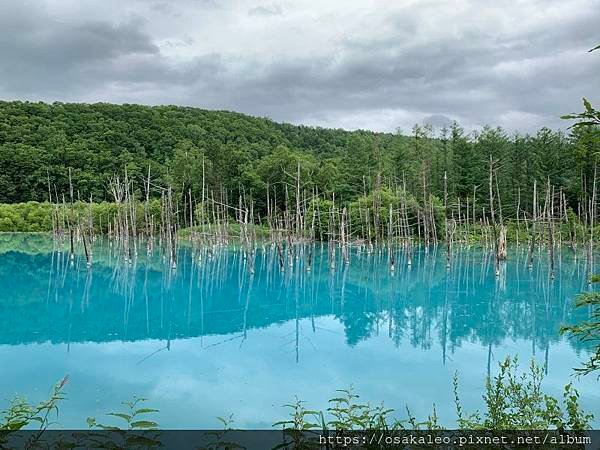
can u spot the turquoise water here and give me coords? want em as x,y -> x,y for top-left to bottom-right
0,234 -> 598,428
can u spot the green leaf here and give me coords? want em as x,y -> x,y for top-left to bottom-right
97,425 -> 123,431
7,421 -> 27,430
106,412 -> 131,422
133,408 -> 159,415
589,44 -> 600,52
130,420 -> 159,429
572,121 -> 600,127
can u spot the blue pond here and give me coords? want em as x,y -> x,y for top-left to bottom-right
0,234 -> 597,428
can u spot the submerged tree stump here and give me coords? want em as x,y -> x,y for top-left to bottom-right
497,225 -> 508,261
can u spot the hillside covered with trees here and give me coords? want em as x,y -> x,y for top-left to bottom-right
0,100 -> 598,221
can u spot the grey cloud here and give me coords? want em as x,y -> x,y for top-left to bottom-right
248,4 -> 283,16
163,35 -> 196,49
222,7 -> 600,131
423,115 -> 454,129
0,3 -> 159,96
149,2 -> 181,16
0,0 -> 598,134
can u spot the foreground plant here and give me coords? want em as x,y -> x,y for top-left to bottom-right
86,396 -> 159,431
561,44 -> 599,129
0,376 -> 68,448
271,357 -> 592,437
561,275 -> 600,378
269,358 -> 592,449
0,356 -> 593,450
0,375 -> 68,433
454,357 -> 592,430
83,397 -> 162,449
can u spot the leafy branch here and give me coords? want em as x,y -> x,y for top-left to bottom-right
87,396 -> 159,430
561,277 -> 600,378
561,44 -> 600,128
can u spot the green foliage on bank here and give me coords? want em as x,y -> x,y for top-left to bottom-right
0,202 -> 53,232
0,200 -> 162,233
1,199 -> 599,244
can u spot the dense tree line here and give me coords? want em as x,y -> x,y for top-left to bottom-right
0,101 -> 598,220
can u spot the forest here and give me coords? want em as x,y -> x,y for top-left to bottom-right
0,100 -> 598,218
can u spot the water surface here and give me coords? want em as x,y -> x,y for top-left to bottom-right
0,234 -> 597,428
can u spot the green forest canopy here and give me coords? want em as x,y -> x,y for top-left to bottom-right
0,100 -> 598,219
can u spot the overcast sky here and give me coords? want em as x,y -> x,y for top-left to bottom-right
0,0 -> 598,133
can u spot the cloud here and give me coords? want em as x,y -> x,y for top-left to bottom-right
423,115 -> 454,129
0,0 -> 598,133
248,4 -> 283,16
